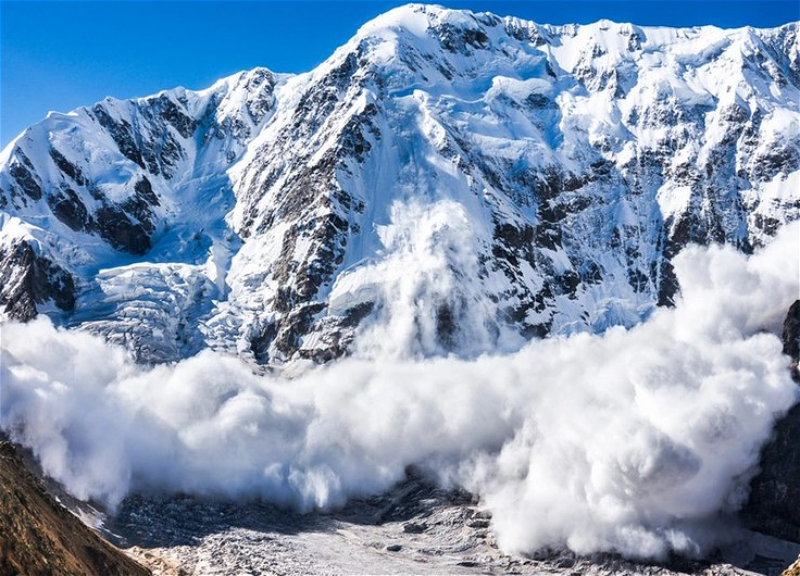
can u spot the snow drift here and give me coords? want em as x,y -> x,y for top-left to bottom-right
2,218 -> 798,559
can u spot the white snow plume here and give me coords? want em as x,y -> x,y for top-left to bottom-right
1,221 -> 798,560
336,199 -> 523,359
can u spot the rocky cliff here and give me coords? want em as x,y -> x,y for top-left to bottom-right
0,440 -> 150,576
745,300 -> 800,543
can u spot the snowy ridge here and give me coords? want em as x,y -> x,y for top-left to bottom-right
0,4 -> 798,364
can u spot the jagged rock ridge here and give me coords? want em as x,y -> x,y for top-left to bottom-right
0,4 -> 798,364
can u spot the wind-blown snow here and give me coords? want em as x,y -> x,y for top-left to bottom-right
2,222 -> 798,560
335,199 -> 524,359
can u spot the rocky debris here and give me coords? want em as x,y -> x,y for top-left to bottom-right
743,301 -> 800,542
0,439 -> 150,576
106,467 -> 787,576
402,521 -> 427,534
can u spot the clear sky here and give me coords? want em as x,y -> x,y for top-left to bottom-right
2,1 -> 798,149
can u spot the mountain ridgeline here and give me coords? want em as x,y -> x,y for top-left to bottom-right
0,4 -> 798,364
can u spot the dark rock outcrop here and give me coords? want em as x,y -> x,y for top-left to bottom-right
0,240 -> 75,320
743,300 -> 800,542
784,300 -> 800,383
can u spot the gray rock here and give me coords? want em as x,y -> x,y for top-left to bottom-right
0,240 -> 75,320
402,522 -> 427,534
743,300 -> 800,542
784,300 -> 800,383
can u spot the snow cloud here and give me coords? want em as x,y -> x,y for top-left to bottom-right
1,219 -> 798,560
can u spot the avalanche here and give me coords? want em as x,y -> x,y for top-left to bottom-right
2,221 -> 798,559
1,1 -> 799,563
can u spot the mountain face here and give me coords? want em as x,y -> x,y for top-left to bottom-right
1,4 -> 798,364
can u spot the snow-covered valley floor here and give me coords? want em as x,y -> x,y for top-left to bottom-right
104,470 -> 800,576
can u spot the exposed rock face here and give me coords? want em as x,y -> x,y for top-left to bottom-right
0,6 -> 798,364
744,300 -> 800,542
0,440 -> 150,576
784,300 -> 800,383
0,240 -> 75,320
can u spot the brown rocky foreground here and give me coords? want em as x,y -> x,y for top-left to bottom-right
0,440 -> 150,576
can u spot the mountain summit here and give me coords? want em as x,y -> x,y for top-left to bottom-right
1,4 -> 798,364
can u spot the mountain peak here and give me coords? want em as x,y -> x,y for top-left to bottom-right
357,3 -> 478,36
0,3 -> 797,364
352,3 -> 499,57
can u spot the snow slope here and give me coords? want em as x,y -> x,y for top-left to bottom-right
0,4 -> 798,364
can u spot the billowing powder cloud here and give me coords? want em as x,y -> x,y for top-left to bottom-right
1,218 -> 798,560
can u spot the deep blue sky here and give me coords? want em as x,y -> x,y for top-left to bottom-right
1,1 -> 798,148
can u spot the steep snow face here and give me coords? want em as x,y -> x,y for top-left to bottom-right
1,5 -> 798,364
0,68 -> 281,360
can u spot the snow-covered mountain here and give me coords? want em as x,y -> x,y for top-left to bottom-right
1,4 -> 798,364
